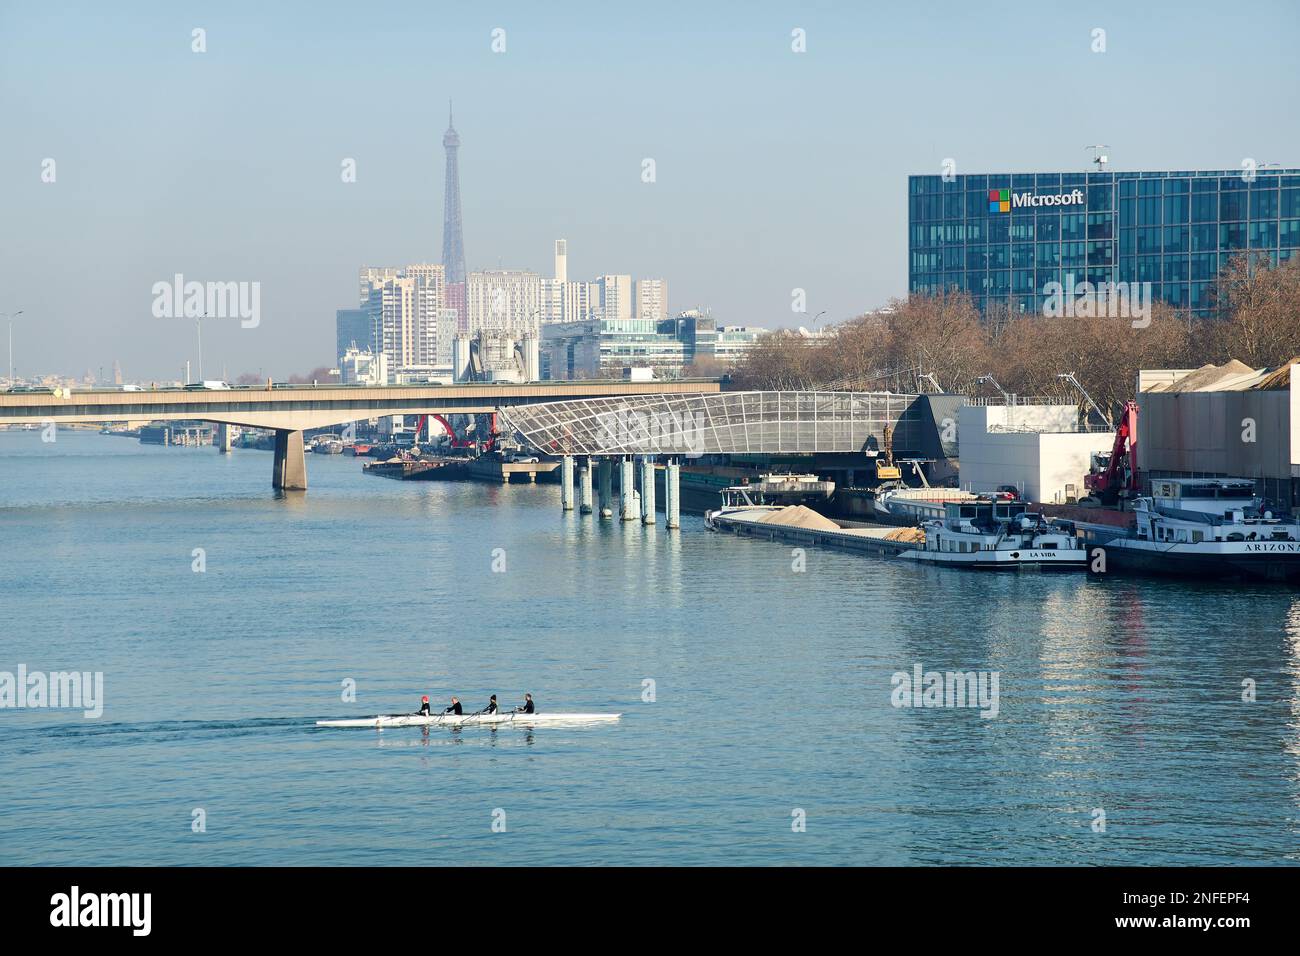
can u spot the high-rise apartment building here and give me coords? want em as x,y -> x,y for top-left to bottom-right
597,275 -> 633,323
467,270 -> 542,336
361,263 -> 452,373
358,266 -> 401,306
634,278 -> 668,321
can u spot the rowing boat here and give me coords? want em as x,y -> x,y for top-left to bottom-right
316,712 -> 622,729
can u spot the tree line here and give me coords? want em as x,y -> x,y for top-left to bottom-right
729,254 -> 1300,419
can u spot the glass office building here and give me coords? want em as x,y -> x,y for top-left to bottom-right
908,169 -> 1300,318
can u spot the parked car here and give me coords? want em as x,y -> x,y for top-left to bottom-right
510,454 -> 540,463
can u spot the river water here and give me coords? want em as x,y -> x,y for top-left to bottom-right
1,430 -> 1298,865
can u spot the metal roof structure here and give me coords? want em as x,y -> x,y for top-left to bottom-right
498,390 -> 925,457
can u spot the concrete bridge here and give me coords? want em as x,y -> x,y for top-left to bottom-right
0,380 -> 719,490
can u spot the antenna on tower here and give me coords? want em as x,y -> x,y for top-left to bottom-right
448,99 -> 454,128
1085,144 -> 1109,170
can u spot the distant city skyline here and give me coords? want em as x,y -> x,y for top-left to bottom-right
2,1 -> 1298,379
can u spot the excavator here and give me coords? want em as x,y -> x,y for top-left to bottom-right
1080,400 -> 1140,507
874,424 -> 902,481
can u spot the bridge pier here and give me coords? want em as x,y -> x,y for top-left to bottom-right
215,423 -> 232,454
272,429 -> 307,491
640,457 -> 656,525
578,458 -> 593,514
620,456 -> 637,521
665,458 -> 680,529
597,458 -> 613,518
561,455 -> 575,511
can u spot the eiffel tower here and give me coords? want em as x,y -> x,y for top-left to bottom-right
441,101 -> 466,286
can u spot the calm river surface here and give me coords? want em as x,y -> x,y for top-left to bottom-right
2,429 -> 1298,865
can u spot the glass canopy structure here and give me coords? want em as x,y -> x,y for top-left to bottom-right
498,391 -> 924,457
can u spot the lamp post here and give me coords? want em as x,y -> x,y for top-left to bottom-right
195,315 -> 206,383
3,310 -> 25,387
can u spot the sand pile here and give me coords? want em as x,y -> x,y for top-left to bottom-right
1167,360 -> 1256,392
884,526 -> 926,543
756,506 -> 841,531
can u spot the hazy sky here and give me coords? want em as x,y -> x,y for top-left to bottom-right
2,1 -> 1297,380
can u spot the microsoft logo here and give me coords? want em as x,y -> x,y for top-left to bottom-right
988,188 -> 1085,213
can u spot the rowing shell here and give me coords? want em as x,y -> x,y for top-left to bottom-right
316,712 -> 622,729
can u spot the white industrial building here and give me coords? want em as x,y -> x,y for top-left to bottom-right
337,347 -> 389,386
451,330 -> 540,383
958,400 -> 1114,503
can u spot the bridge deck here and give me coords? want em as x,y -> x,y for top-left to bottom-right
0,380 -> 721,429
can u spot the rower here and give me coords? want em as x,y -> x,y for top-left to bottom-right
418,695 -> 431,716
443,697 -> 462,715
482,695 -> 499,715
514,693 -> 535,714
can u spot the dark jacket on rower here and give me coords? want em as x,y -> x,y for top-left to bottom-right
515,696 -> 535,714
444,700 -> 462,715
418,699 -> 431,716
484,696 -> 498,715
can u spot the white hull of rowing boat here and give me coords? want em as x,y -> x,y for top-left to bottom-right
316,712 -> 622,729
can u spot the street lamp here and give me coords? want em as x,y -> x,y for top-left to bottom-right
195,314 -> 208,383
3,310 -> 25,387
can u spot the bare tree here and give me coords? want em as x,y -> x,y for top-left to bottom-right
727,257 -> 1300,412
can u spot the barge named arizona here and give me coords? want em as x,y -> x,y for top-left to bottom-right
1072,478 -> 1300,582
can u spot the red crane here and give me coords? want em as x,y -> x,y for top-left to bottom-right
412,413 -> 497,452
1083,400 -> 1139,506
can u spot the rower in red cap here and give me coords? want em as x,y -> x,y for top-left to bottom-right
418,695 -> 431,716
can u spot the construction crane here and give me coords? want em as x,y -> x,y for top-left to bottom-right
1081,400 -> 1139,507
412,413 -> 497,453
1056,372 -> 1113,430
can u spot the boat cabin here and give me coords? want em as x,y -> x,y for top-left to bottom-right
919,496 -> 1077,555
1149,478 -> 1259,518
941,497 -> 1037,532
1134,478 -> 1299,544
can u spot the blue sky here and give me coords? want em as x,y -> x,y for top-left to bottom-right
1,0 -> 1297,379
